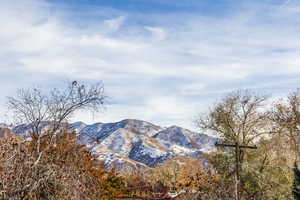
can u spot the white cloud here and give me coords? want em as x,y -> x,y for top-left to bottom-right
1,0 -> 300,131
104,16 -> 126,32
145,26 -> 168,40
78,34 -> 145,52
178,83 -> 206,96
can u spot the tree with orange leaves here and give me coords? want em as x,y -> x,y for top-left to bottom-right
0,130 -> 125,200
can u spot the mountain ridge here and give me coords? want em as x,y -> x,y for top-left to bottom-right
5,119 -> 217,170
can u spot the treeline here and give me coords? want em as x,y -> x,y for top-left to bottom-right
0,129 -> 229,200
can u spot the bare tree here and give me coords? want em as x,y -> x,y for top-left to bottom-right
270,89 -> 300,161
196,90 -> 270,147
196,90 -> 271,199
7,81 -> 106,134
7,81 -> 106,156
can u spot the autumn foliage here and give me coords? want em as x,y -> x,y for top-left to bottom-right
0,129 -> 228,200
0,130 -> 125,200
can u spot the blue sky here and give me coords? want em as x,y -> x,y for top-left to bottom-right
0,0 -> 300,131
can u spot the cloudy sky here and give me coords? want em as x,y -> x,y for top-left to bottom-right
0,0 -> 300,131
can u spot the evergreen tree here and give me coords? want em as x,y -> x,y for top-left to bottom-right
293,162 -> 300,200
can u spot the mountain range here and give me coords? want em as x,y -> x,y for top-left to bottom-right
1,119 -> 217,170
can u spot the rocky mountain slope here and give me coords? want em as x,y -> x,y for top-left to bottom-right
9,119 -> 217,169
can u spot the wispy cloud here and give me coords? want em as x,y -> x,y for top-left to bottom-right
1,0 -> 300,130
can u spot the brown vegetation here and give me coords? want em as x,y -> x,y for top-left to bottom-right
0,130 -> 124,200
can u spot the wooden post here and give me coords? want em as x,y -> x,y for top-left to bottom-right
235,142 -> 240,200
215,142 -> 257,200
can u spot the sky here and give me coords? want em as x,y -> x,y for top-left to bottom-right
0,0 -> 300,131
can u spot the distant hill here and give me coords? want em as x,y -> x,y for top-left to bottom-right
8,119 -> 217,170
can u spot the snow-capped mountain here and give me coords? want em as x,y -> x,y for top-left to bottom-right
9,119 -> 217,169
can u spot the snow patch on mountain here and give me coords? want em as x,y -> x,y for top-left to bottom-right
6,119 -> 217,169
128,140 -> 172,167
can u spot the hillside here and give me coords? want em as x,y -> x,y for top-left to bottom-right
9,119 -> 217,169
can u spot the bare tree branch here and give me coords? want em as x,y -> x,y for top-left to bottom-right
7,81 -> 106,135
